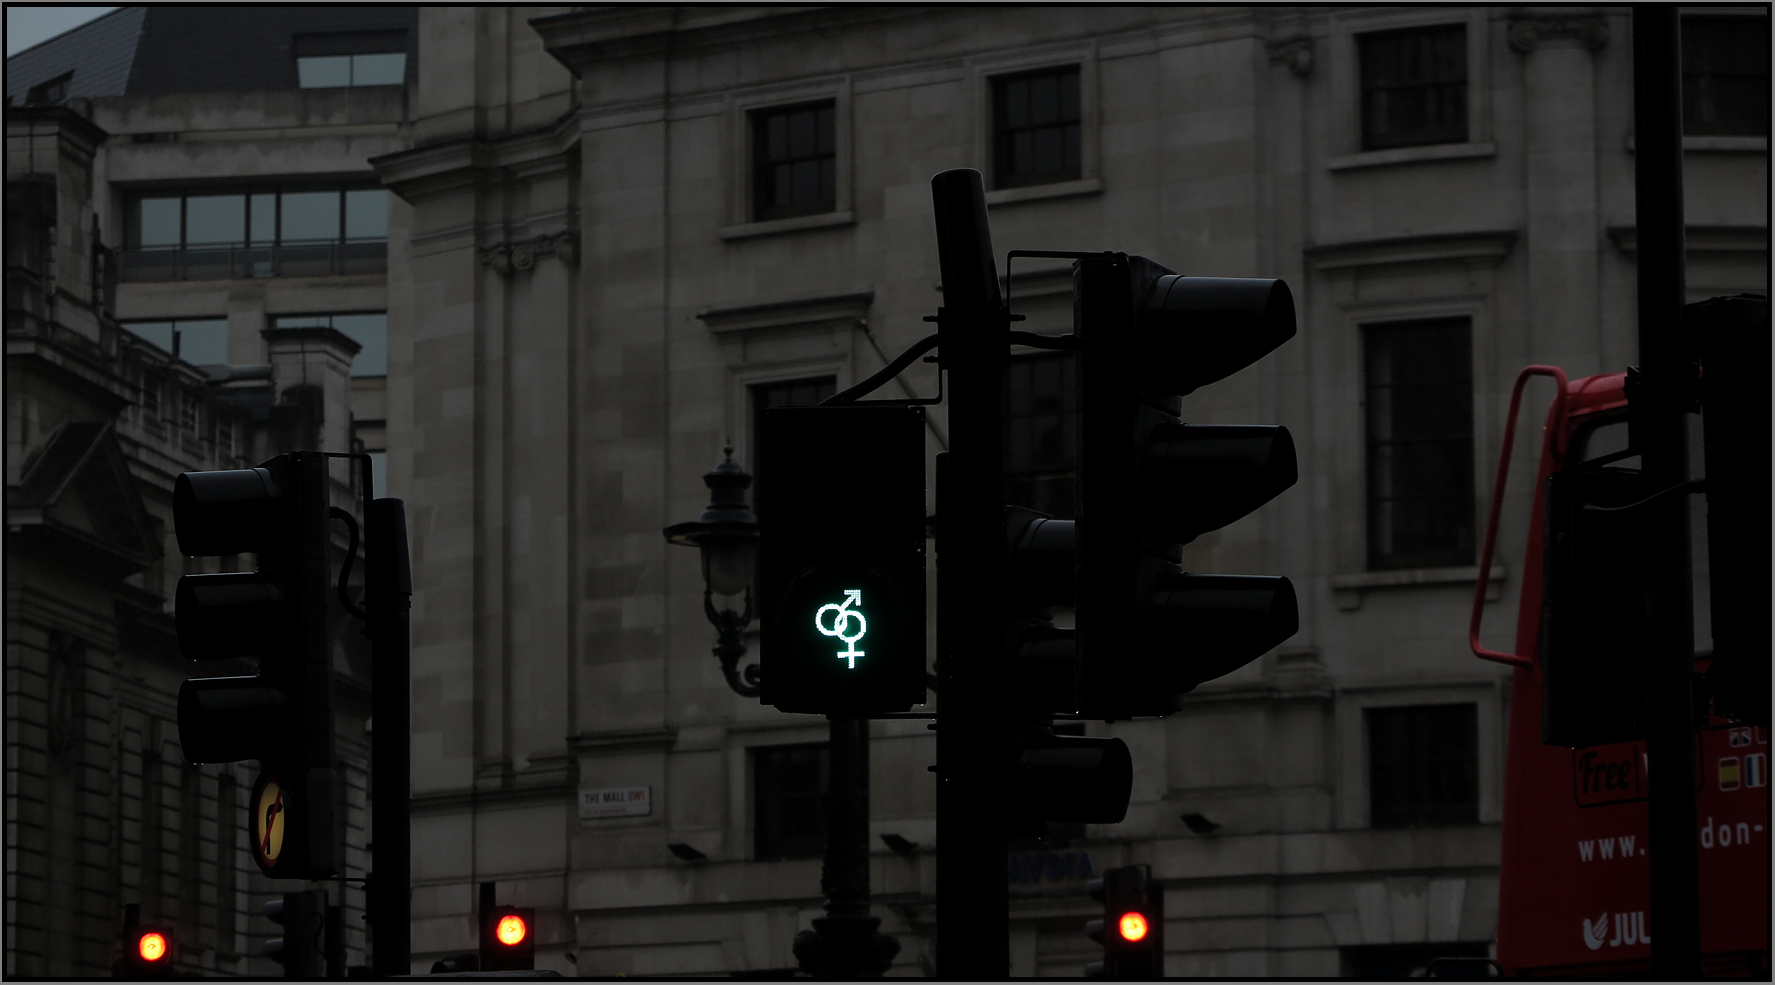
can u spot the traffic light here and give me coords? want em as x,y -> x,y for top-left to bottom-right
117,904 -> 177,978
478,882 -> 536,971
757,405 -> 927,715
174,451 -> 339,877
263,891 -> 325,978
1084,864 -> 1163,977
1073,255 -> 1300,718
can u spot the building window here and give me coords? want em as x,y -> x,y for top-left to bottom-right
1363,317 -> 1474,570
272,312 -> 388,377
1367,704 -> 1479,828
1682,15 -> 1771,136
124,318 -> 230,366
179,391 -> 201,432
26,72 -> 72,106
749,376 -> 836,511
122,186 -> 388,282
752,101 -> 837,222
294,30 -> 409,88
992,65 -> 1081,189
1004,352 -> 1077,519
140,371 -> 163,420
753,743 -> 828,860
1358,24 -> 1468,150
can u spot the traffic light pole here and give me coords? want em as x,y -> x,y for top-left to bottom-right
931,169 -> 1011,977
795,716 -> 898,976
1630,8 -> 1703,977
367,497 -> 412,976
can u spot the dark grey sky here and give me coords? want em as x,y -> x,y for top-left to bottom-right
7,6 -> 119,58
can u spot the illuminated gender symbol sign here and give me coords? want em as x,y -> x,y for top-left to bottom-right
815,589 -> 868,669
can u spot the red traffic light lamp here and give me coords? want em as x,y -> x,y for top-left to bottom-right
117,904 -> 175,978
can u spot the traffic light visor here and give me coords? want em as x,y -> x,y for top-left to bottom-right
1117,912 -> 1149,942
174,467 -> 282,556
1149,573 -> 1298,692
138,931 -> 168,962
176,573 -> 286,659
496,914 -> 528,946
178,676 -> 285,763
1146,424 -> 1297,543
1138,276 -> 1295,397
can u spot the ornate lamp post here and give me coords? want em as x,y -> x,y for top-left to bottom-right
664,447 -> 899,977
663,448 -> 762,697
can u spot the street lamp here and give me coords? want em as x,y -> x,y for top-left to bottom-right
663,447 -> 761,697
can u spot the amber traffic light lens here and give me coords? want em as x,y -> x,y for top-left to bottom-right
1117,912 -> 1149,942
495,914 -> 528,946
138,931 -> 169,962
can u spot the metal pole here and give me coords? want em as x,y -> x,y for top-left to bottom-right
931,168 -> 1011,977
367,497 -> 412,976
1630,8 -> 1703,976
798,717 -> 895,976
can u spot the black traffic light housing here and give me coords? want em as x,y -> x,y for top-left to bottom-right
479,882 -> 536,971
1084,864 -> 1164,978
264,891 -> 325,978
173,452 -> 340,878
758,405 -> 928,715
1074,255 -> 1300,719
117,904 -> 176,978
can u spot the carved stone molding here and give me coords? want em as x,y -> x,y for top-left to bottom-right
1266,35 -> 1314,78
1507,17 -> 1609,54
479,230 -> 580,276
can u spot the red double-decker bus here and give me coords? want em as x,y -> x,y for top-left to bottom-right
1470,367 -> 1768,978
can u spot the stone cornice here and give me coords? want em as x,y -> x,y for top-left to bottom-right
696,290 -> 874,335
533,6 -> 920,73
369,108 -> 578,203
1303,229 -> 1518,271
1605,225 -> 1769,256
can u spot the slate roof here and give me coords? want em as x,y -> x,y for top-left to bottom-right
5,5 -> 417,105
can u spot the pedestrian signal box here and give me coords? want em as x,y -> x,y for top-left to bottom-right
758,405 -> 927,715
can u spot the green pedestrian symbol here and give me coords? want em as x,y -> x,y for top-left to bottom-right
815,589 -> 867,669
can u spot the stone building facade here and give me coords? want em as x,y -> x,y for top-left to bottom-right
5,7 -> 414,976
4,4 -> 1766,979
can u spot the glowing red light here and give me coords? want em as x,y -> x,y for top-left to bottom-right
1117,912 -> 1149,942
496,914 -> 528,946
138,932 -> 169,962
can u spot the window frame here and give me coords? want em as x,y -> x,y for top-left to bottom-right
1361,316 -> 1477,572
1335,683 -> 1502,830
1003,350 -> 1078,519
751,742 -> 830,861
724,83 -> 853,239
970,48 -> 1101,206
1680,13 -> 1771,137
989,64 -> 1084,191
1365,703 -> 1481,829
119,182 -> 388,282
749,100 -> 839,223
1356,23 -> 1470,152
1328,8 -> 1493,168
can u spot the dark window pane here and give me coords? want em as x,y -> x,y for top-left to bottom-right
137,198 -> 182,249
183,195 -> 246,247
1004,352 -> 1077,519
993,66 -> 1082,189
1368,704 -> 1479,828
753,101 -> 838,221
249,193 -> 277,245
1359,25 -> 1468,150
280,190 -> 341,243
1682,16 -> 1771,136
344,189 -> 388,241
1364,318 -> 1474,570
753,743 -> 828,860
174,319 -> 230,366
